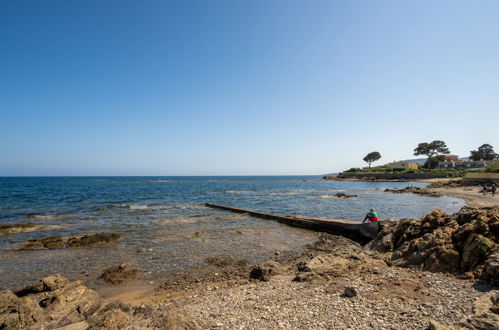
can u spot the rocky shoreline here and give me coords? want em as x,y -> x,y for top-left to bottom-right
2,207 -> 498,329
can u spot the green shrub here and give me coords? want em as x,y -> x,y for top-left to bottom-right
485,165 -> 499,173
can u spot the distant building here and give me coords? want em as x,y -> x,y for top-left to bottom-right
444,155 -> 459,162
384,161 -> 419,170
438,159 -> 498,169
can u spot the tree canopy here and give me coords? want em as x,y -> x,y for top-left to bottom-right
470,144 -> 497,161
363,151 -> 381,168
413,140 -> 450,169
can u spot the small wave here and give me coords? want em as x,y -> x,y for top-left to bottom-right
317,195 -> 338,199
224,190 -> 255,194
128,204 -> 150,210
150,180 -> 172,183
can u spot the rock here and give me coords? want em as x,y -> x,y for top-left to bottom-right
298,254 -> 353,277
481,253 -> 499,287
0,275 -> 101,329
0,275 -> 199,329
384,186 -> 443,197
462,290 -> 499,329
334,193 -> 358,199
20,232 -> 122,250
344,287 -> 357,298
249,261 -> 282,281
99,264 -> 139,285
206,257 -> 233,268
0,223 -> 47,235
366,207 -> 499,282
427,319 -> 456,329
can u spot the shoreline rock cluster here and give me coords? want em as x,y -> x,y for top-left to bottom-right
1,207 -> 498,329
0,275 -> 198,329
367,207 -> 499,284
20,232 -> 122,250
384,186 -> 444,197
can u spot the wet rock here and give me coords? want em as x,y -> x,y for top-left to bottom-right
427,179 -> 463,188
206,257 -> 233,268
0,223 -> 46,235
384,186 -> 443,197
20,232 -> 122,250
334,193 -> 358,199
99,264 -> 139,285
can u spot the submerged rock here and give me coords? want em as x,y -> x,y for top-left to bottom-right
99,264 -> 139,285
20,232 -> 122,250
0,224 -> 46,235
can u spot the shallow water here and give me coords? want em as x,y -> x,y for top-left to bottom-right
0,176 -> 464,290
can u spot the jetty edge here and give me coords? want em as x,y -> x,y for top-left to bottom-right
205,203 -> 379,243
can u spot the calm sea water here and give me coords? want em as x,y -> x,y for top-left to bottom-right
0,176 -> 464,290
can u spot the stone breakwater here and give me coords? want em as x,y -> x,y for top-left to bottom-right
1,207 -> 498,329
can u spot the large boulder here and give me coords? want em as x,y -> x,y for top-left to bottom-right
366,207 -> 499,279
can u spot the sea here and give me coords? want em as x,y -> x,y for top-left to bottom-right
0,176 -> 465,290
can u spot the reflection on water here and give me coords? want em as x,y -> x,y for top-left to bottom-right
0,176 -> 465,290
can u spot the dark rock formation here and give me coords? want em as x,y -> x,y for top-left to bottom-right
20,232 -> 122,250
366,207 -> 499,281
334,193 -> 358,199
344,287 -> 357,298
384,186 -> 443,197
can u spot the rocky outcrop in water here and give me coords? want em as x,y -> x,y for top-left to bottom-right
384,186 -> 443,197
334,193 -> 358,199
0,224 -> 47,235
20,232 -> 122,250
99,264 -> 139,285
0,275 -> 199,329
366,207 -> 499,281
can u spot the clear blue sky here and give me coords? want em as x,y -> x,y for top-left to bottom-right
1,0 -> 498,176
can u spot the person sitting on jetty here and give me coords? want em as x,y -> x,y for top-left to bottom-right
363,208 -> 379,223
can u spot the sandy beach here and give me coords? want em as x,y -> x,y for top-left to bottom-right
421,178 -> 499,208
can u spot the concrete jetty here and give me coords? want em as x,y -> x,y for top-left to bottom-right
205,203 -> 380,242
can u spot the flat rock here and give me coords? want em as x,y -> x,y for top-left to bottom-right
20,232 -> 122,250
99,264 -> 139,285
